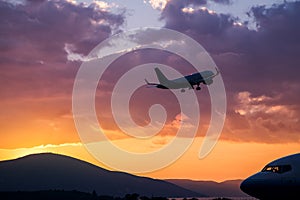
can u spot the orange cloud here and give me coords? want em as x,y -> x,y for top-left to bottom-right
223,91 -> 300,143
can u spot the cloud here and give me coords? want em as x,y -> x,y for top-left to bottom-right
161,0 -> 237,38
224,91 -> 300,143
2,0 -> 300,148
0,0 -> 125,148
145,0 -> 169,10
211,0 -> 231,5
160,0 -> 300,143
0,0 -> 124,64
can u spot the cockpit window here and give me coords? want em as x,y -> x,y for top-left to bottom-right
262,165 -> 292,174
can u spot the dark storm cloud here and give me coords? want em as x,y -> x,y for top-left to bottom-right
161,0 -> 300,143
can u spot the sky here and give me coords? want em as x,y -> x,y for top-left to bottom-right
1,0 -> 300,182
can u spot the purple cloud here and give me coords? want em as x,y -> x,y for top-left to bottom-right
0,0 -> 124,62
160,0 -> 300,143
1,0 -> 300,147
212,0 -> 231,4
0,0 -> 125,148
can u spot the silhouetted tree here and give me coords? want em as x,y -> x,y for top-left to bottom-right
140,196 -> 150,200
99,195 -> 115,200
92,190 -> 97,197
124,193 -> 140,200
151,197 -> 168,200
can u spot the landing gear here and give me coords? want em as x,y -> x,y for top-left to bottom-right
181,88 -> 185,93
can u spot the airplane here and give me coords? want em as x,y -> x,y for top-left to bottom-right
145,67 -> 219,92
240,153 -> 300,199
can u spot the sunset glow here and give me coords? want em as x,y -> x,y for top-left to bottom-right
1,0 -> 300,183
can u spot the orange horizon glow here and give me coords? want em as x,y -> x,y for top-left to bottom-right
1,137 -> 299,182
0,84 -> 299,182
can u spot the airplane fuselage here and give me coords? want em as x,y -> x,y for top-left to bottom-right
156,70 -> 215,89
240,153 -> 300,199
186,70 -> 215,86
145,67 -> 219,92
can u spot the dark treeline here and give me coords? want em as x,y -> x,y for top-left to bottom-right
0,190 -> 233,200
0,190 -> 170,200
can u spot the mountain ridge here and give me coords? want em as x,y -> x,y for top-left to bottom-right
0,153 -> 203,198
165,179 -> 249,197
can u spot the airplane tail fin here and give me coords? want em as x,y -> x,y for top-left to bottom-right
154,67 -> 170,85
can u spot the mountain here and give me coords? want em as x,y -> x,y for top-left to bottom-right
166,179 -> 248,197
0,153 -> 203,198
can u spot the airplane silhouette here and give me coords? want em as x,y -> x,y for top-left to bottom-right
240,153 -> 300,199
145,67 -> 219,92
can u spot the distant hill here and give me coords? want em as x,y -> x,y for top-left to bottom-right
0,153 -> 203,198
166,179 -> 249,197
